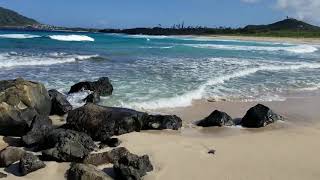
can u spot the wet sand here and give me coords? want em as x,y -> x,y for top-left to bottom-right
122,94 -> 320,180
1,94 -> 320,179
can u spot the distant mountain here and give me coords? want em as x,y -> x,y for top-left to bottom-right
244,18 -> 320,31
0,6 -> 39,27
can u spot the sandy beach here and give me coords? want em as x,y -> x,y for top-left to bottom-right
193,35 -> 320,45
1,91 -> 320,180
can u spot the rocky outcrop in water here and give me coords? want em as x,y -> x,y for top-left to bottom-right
68,77 -> 113,97
83,92 -> 101,104
48,89 -> 72,116
66,103 -> 182,141
241,104 -> 283,128
0,78 -> 51,136
197,110 -> 234,127
41,129 -> 96,162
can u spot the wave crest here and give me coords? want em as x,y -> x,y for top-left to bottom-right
0,34 -> 41,39
186,44 -> 318,53
49,35 -> 95,42
126,62 -> 320,110
0,52 -> 99,68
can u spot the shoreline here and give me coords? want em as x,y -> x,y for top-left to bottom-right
190,34 -> 320,45
1,81 -> 320,180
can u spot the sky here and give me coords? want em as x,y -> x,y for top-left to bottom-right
0,0 -> 319,28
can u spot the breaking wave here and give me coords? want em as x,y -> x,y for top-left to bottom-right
186,44 -> 318,53
0,34 -> 41,39
0,52 -> 100,68
48,35 -> 95,42
126,62 -> 320,110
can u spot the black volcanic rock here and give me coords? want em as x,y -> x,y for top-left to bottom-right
83,147 -> 130,166
48,89 -> 72,116
22,115 -> 53,147
0,147 -> 26,167
241,104 -> 283,128
66,103 -> 147,141
0,78 -> 51,136
100,138 -> 121,148
143,115 -> 182,130
114,151 -> 153,180
67,163 -> 113,180
66,103 -> 182,141
41,129 -> 96,162
83,92 -> 100,104
197,110 -> 234,127
68,77 -> 113,97
19,153 -> 46,176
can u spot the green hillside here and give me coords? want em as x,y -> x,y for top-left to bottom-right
241,18 -> 320,37
0,6 -> 39,27
244,18 -> 320,31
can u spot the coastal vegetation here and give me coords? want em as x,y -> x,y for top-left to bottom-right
100,18 -> 320,38
1,6 -> 320,38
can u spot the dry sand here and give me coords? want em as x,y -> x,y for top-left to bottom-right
190,35 -> 320,45
1,94 -> 320,179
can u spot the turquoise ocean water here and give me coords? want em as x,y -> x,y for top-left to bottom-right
0,30 -> 320,110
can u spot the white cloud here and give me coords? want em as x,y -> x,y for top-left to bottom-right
240,0 -> 320,24
275,0 -> 320,24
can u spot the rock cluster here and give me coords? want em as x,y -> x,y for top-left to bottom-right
0,78 -> 185,179
0,77 -> 284,179
196,104 -> 283,128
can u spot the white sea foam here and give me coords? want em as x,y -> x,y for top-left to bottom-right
140,46 -> 174,49
0,52 -> 99,68
75,54 -> 100,60
186,44 -> 318,53
0,34 -> 41,39
49,35 -> 95,42
67,91 -> 91,108
127,35 -> 169,39
126,62 -> 320,110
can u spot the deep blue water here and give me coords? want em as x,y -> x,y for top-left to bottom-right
1,29 -> 320,109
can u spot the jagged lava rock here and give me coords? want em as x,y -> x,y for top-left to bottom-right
114,151 -> 153,180
19,153 -> 46,176
22,115 -> 53,146
41,129 -> 96,162
67,163 -> 113,180
48,89 -> 72,116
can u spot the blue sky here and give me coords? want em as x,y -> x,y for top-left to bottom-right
0,0 -> 318,28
